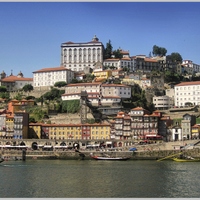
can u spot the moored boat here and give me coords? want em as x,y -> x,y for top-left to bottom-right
172,157 -> 200,162
90,155 -> 130,161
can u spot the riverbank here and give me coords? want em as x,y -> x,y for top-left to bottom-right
2,148 -> 200,161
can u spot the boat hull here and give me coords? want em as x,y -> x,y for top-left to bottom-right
91,156 -> 130,161
172,157 -> 200,162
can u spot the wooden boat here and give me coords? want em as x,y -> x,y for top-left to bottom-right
172,157 -> 200,162
91,155 -> 130,161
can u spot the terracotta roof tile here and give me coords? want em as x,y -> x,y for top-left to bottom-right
1,75 -> 32,82
33,66 -> 72,73
175,81 -> 200,86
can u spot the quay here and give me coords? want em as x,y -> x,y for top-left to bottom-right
1,139 -> 200,161
2,148 -> 200,161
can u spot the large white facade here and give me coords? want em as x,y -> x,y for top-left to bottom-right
61,35 -> 104,73
174,81 -> 200,107
61,82 -> 131,106
33,66 -> 74,89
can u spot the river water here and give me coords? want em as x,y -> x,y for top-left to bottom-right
0,159 -> 200,198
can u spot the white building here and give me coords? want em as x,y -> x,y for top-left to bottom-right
60,35 -> 104,73
171,126 -> 182,141
174,81 -> 200,107
182,60 -> 200,73
33,66 -> 75,89
153,95 -> 174,110
103,57 -> 134,72
61,82 -> 131,107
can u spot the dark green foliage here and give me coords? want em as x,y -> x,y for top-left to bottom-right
122,84 -> 149,110
152,45 -> 167,56
103,40 -> 113,59
113,49 -> 123,59
83,74 -> 95,83
26,96 -> 35,100
196,118 -> 200,124
164,70 -> 183,84
113,79 -> 121,84
191,76 -> 200,81
0,86 -> 7,93
0,92 -> 10,100
42,88 -> 61,101
54,81 -> 67,88
22,84 -> 33,92
29,116 -> 36,123
169,52 -> 183,64
71,79 -> 81,83
62,100 -> 80,113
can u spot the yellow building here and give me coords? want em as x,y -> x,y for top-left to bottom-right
92,70 -> 112,82
44,124 -> 82,140
191,124 -> 200,139
29,123 -> 42,139
90,123 -> 110,140
29,122 -> 111,140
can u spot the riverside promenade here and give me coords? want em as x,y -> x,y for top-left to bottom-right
1,140 -> 200,161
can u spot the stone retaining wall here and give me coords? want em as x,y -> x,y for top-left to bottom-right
2,148 -> 200,161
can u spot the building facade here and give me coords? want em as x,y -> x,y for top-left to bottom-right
174,81 -> 200,107
153,95 -> 174,110
33,66 -> 74,89
0,71 -> 33,92
28,123 -> 110,141
61,35 -> 104,73
61,82 -> 131,107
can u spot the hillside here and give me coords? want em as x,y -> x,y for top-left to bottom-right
48,113 -> 95,124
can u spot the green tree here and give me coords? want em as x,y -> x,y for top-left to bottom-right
14,93 -> 23,101
170,52 -> 183,64
22,84 -> 33,92
26,96 -> 36,100
70,78 -> 81,83
152,45 -> 167,56
0,92 -> 10,100
104,40 -> 113,59
54,81 -> 67,88
0,86 -> 7,93
83,74 -> 95,83
113,49 -> 123,59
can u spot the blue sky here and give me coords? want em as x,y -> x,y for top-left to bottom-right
1,2 -> 200,77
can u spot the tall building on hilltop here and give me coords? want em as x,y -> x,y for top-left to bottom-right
60,35 -> 104,73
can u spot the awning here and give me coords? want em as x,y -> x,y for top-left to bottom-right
14,146 -> 29,148
54,146 -> 68,148
146,135 -> 157,137
146,135 -> 163,138
106,141 -> 112,144
129,147 -> 137,151
43,145 -> 53,148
